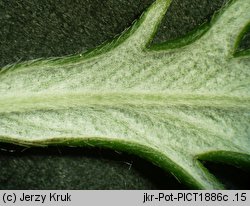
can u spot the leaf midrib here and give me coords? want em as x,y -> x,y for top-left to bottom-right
1,92 -> 249,113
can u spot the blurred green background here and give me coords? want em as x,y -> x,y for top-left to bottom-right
0,0 -> 249,189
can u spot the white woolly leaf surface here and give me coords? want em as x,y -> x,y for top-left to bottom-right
0,0 -> 250,189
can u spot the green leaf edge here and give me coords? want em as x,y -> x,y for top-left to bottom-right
2,0 -> 247,72
197,151 -> 250,170
0,135 -> 225,189
0,0 -> 249,190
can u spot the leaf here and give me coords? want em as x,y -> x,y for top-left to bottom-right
0,0 -> 250,189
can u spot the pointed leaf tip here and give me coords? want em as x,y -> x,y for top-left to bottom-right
122,0 -> 172,50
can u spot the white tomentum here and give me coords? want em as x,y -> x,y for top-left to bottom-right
0,0 -> 249,189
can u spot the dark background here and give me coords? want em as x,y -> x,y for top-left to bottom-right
0,0 -> 249,189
